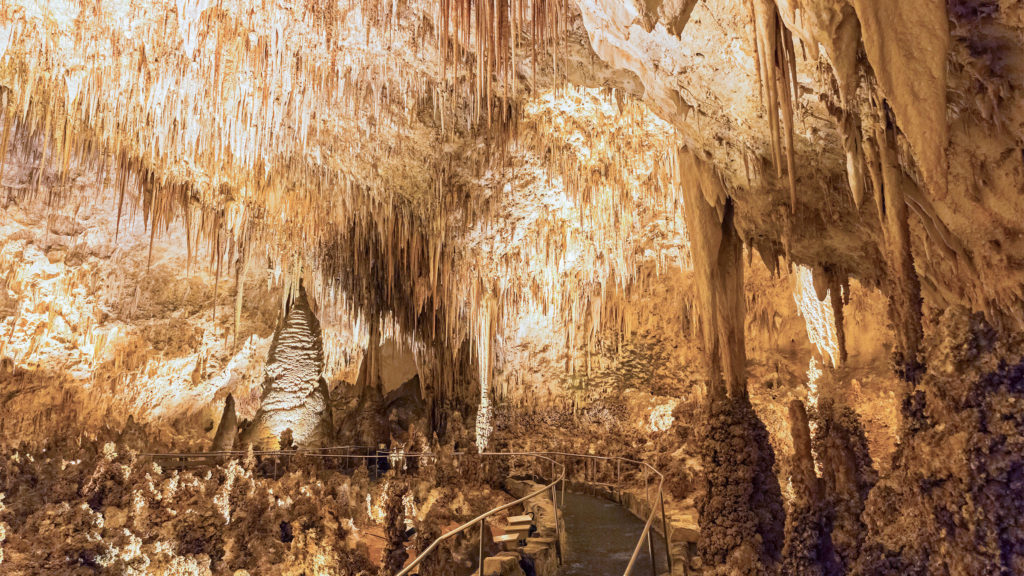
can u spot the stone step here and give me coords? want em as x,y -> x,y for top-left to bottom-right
479,552 -> 526,576
505,522 -> 532,538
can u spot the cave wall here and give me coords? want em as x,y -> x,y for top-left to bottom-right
0,158 -> 278,446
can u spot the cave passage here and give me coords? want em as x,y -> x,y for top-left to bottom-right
559,491 -> 667,576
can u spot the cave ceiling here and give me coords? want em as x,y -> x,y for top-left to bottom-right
1,0 -> 1022,369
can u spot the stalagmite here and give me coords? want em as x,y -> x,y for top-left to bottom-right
211,394 -> 238,453
813,399 -> 876,573
788,400 -> 820,499
782,399 -> 839,576
239,285 -> 333,448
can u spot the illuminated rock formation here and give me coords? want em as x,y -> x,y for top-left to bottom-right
1,0 -> 1024,574
859,308 -> 1024,574
239,286 -> 333,448
210,395 -> 238,453
782,399 -> 839,576
813,398 -> 877,573
677,148 -> 784,573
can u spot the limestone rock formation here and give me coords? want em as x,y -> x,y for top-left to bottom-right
2,1 -> 1024,574
697,396 -> 784,574
782,400 -> 839,576
858,308 -> 1024,574
813,398 -> 877,573
210,395 -> 238,453
240,287 -> 333,448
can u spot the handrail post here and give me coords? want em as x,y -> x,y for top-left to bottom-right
478,518 -> 486,574
616,458 -> 621,486
550,483 -> 563,565
647,529 -> 657,576
560,457 -> 566,507
644,467 -> 649,502
660,486 -> 674,573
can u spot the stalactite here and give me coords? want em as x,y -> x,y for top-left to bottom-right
234,251 -> 247,349
676,147 -> 746,400
353,318 -> 388,449
838,111 -> 866,209
829,273 -> 848,366
848,0 -> 950,198
751,0 -> 798,213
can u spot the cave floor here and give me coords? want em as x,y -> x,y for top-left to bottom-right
559,490 -> 668,576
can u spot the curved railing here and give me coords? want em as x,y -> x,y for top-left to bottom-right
551,452 -> 671,576
396,451 -> 566,576
398,450 -> 673,576
139,446 -> 673,576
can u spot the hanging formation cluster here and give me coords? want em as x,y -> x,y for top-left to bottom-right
0,0 -> 699,430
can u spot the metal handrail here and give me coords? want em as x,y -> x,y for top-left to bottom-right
138,446 -> 673,575
140,445 -> 379,458
397,450 -> 672,576
396,451 -> 566,576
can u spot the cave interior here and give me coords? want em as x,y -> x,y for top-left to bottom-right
1,0 -> 1024,575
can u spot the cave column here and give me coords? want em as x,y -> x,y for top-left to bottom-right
677,147 -> 785,570
875,117 -> 924,382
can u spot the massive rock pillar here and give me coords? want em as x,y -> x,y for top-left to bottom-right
859,308 -> 1024,574
677,148 -> 785,573
239,285 -> 334,448
874,117 -> 924,383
